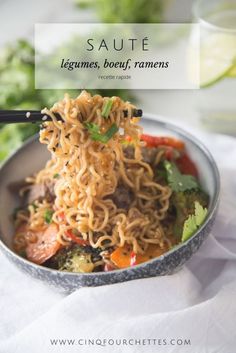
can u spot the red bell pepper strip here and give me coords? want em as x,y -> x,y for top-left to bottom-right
176,153 -> 198,178
57,212 -> 88,246
65,230 -> 89,246
141,134 -> 185,150
130,251 -> 137,266
57,211 -> 65,222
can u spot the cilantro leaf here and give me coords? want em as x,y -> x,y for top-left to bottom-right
84,122 -> 118,143
181,201 -> 208,242
164,161 -> 199,192
194,201 -> 208,226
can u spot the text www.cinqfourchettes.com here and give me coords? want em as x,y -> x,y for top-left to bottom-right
50,338 -> 191,348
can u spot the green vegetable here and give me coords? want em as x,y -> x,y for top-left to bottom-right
48,244 -> 95,273
164,161 -> 199,192
171,190 -> 209,238
0,122 -> 40,162
44,209 -> 54,224
75,0 -> 164,23
0,38 -> 133,164
75,0 -> 94,9
84,122 -> 99,135
182,201 -> 208,242
84,122 -> 118,143
101,98 -> 113,118
53,173 -> 60,179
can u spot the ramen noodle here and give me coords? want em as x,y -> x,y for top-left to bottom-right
13,91 -> 209,272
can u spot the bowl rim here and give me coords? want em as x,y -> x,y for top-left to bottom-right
0,115 -> 220,277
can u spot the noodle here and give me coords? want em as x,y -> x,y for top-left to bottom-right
13,90 -> 178,271
40,91 -> 170,251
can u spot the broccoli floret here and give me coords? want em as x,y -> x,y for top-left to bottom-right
171,190 -> 209,238
46,244 -> 102,273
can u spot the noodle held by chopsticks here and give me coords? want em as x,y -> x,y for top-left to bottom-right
28,91 -> 172,254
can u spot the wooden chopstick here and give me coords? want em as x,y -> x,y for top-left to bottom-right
0,109 -> 143,124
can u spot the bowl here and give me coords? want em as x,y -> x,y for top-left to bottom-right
0,116 -> 220,292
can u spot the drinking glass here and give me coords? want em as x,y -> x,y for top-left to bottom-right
193,0 -> 236,135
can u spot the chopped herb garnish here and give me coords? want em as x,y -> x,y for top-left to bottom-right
84,122 -> 99,135
44,209 -> 54,224
53,173 -> 60,179
164,161 -> 199,192
84,122 -> 118,143
101,98 -> 113,118
182,201 -> 208,242
103,123 -> 119,141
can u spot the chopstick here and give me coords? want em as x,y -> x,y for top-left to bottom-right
0,109 -> 143,124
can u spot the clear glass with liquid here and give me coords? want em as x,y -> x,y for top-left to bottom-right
193,0 -> 236,135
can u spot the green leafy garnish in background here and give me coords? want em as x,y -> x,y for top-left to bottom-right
181,201 -> 208,242
164,161 -> 199,192
0,39 -> 132,165
0,123 -> 39,161
84,122 -> 118,143
171,190 -> 209,238
75,0 -> 165,23
44,209 -> 54,224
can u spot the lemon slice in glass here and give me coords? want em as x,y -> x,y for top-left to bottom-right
200,33 -> 236,88
227,64 -> 236,78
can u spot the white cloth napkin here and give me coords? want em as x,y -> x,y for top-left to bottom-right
1,126 -> 236,353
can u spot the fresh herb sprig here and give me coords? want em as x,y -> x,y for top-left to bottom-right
182,201 -> 208,242
164,161 -> 199,192
84,122 -> 118,143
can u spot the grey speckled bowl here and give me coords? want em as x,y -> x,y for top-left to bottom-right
0,117 -> 220,292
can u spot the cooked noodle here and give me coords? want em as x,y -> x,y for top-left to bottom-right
14,91 -> 172,258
